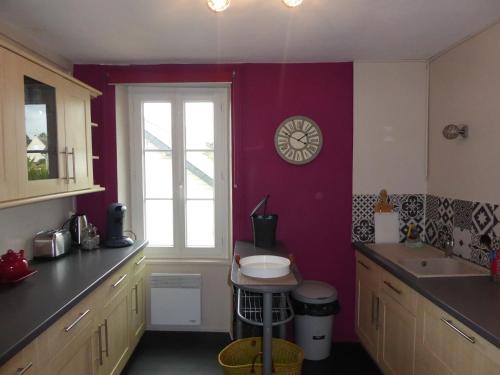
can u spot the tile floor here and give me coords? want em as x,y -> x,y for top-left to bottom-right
122,331 -> 381,374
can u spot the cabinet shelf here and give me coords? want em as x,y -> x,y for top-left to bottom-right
0,186 -> 105,210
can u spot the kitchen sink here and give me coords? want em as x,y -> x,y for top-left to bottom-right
398,257 -> 489,278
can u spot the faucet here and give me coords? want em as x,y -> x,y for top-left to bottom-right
443,238 -> 454,258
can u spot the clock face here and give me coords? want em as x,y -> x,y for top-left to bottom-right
274,116 -> 323,165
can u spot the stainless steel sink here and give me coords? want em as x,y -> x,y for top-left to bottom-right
398,257 -> 489,278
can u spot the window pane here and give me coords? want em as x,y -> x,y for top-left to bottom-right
24,77 -> 59,180
185,102 -> 214,150
144,102 -> 171,150
145,199 -> 173,246
186,151 -> 214,199
186,200 -> 214,247
145,151 -> 172,198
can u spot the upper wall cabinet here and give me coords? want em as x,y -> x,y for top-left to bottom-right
0,43 -> 102,207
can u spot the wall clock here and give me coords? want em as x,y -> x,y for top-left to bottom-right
274,116 -> 323,165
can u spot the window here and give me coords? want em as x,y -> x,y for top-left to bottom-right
129,86 -> 230,258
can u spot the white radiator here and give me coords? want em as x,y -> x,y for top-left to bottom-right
150,273 -> 202,326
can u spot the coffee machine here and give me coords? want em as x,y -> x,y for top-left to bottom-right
105,203 -> 134,248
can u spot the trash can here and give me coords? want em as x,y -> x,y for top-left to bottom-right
291,280 -> 340,361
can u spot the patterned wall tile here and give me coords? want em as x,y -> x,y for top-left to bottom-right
425,219 -> 438,246
352,218 -> 375,243
452,227 -> 472,259
352,194 -> 377,221
400,219 -> 424,242
426,195 -> 439,221
471,202 -> 497,236
437,197 -> 454,226
399,194 -> 425,220
470,247 -> 490,267
453,199 -> 472,230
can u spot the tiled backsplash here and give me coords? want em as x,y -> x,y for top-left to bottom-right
426,195 -> 500,268
353,193 -> 499,268
352,194 -> 425,243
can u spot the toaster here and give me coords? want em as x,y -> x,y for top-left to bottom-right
33,229 -> 72,259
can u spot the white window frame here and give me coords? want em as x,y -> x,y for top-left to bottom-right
128,85 -> 231,259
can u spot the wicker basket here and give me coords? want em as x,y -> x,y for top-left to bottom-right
218,337 -> 304,375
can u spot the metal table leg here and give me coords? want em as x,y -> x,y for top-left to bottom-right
263,292 -> 273,375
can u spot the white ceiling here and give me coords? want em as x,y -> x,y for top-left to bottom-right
0,0 -> 500,64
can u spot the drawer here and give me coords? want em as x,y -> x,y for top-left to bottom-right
131,250 -> 146,276
45,289 -> 98,356
355,251 -> 381,284
0,338 -> 38,375
100,262 -> 132,304
380,268 -> 417,315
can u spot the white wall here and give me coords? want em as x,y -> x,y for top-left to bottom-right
0,198 -> 74,259
353,62 -> 429,195
428,21 -> 500,204
115,86 -> 232,333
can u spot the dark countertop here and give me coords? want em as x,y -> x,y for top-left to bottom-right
232,241 -> 302,293
0,241 -> 147,366
354,242 -> 500,348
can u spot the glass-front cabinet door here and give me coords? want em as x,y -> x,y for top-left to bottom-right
0,48 -> 20,201
14,56 -> 67,197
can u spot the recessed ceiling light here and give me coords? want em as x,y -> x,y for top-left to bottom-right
207,0 -> 230,12
282,0 -> 304,7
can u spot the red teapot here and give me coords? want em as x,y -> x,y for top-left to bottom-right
0,249 -> 29,281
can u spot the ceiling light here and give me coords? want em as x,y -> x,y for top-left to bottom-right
207,0 -> 230,12
282,0 -> 304,7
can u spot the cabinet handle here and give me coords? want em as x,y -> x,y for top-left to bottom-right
357,260 -> 370,270
134,284 -> 139,315
112,274 -> 127,288
371,293 -> 375,325
383,280 -> 402,295
98,324 -> 104,366
104,319 -> 109,357
16,362 -> 33,374
60,147 -> 70,183
440,318 -> 476,343
135,255 -> 146,265
375,296 -> 380,330
67,147 -> 76,182
64,309 -> 91,332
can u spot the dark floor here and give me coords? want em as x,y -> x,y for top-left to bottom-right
122,331 -> 381,375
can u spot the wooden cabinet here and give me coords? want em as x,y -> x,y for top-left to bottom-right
44,321 -> 99,375
355,253 -> 380,360
130,269 -> 146,349
98,286 -> 131,375
0,40 -> 102,207
415,296 -> 500,375
377,291 -> 416,375
0,250 -> 146,375
0,340 -> 38,375
355,250 -> 500,375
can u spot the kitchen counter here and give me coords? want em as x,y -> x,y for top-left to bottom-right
0,240 -> 147,366
354,242 -> 500,348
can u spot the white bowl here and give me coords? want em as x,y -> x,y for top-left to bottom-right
239,255 -> 291,279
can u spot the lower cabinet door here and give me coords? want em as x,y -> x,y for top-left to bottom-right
415,296 -> 500,375
46,320 -> 99,375
130,270 -> 146,349
99,287 -> 130,375
355,262 -> 379,360
377,292 -> 416,375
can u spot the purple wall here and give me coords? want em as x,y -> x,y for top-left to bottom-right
75,63 -> 355,341
232,64 -> 354,341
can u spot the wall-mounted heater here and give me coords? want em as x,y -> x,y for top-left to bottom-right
150,273 -> 202,326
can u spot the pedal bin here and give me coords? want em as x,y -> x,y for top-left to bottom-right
291,280 -> 340,361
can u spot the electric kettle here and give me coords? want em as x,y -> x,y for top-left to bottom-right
69,214 -> 88,245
